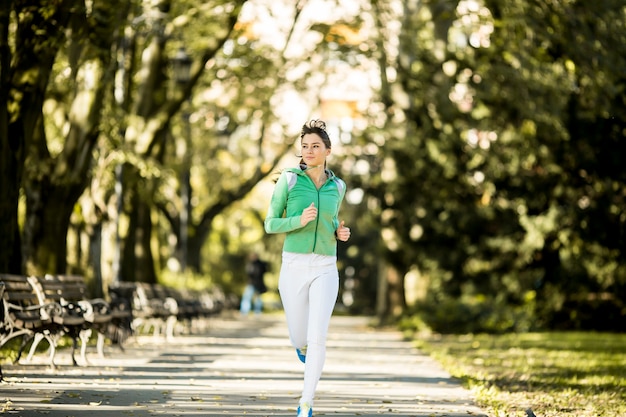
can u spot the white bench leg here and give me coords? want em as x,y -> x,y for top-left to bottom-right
165,316 -> 177,341
25,333 -> 45,362
79,328 -> 92,364
97,332 -> 106,358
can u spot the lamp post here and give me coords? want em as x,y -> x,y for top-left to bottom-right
172,47 -> 192,271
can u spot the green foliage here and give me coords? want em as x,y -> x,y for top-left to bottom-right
413,331 -> 626,417
411,291 -> 537,334
0,335 -> 74,365
0,338 -> 24,364
363,0 -> 626,329
3,0 -> 624,334
160,269 -> 216,292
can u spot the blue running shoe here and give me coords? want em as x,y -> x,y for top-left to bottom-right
297,402 -> 312,417
296,346 -> 307,363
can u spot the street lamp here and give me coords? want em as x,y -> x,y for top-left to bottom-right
171,47 -> 192,271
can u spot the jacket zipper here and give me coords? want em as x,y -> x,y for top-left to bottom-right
308,175 -> 325,253
312,187 -> 322,252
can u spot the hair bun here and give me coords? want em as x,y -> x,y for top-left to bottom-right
302,119 -> 327,134
310,119 -> 327,131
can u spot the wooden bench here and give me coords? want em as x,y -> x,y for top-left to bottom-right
0,274 -> 66,374
25,275 -> 104,365
109,282 -> 177,340
160,286 -> 224,333
26,274 -> 133,365
109,282 -> 224,340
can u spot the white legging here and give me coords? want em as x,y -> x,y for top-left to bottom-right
278,252 -> 339,406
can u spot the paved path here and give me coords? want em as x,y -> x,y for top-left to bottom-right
1,314 -> 488,416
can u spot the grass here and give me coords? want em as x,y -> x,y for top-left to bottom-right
1,336 -> 75,365
411,331 -> 626,417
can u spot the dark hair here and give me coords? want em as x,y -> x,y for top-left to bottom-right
298,119 -> 331,169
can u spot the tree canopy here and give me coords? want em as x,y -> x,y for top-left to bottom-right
358,0 -> 626,331
1,0 -> 624,331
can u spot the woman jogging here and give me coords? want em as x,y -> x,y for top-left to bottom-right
264,119 -> 351,417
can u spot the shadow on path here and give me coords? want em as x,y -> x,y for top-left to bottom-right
0,313 -> 488,417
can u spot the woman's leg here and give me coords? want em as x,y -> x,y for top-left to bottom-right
253,290 -> 263,314
300,263 -> 339,405
278,255 -> 310,349
240,284 -> 255,315
278,253 -> 339,408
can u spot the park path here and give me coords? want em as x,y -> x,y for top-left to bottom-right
0,313 -> 488,417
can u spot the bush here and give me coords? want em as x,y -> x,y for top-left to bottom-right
406,293 -> 537,334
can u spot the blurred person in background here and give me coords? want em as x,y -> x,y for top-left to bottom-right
239,252 -> 268,315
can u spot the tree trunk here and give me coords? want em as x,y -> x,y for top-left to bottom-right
23,183 -> 75,275
376,261 -> 389,320
121,183 -> 157,284
386,263 -> 407,318
89,220 -> 104,298
10,1 -> 116,276
0,139 -> 22,273
0,1 -> 22,273
187,230 -> 205,274
0,87 -> 23,274
0,0 -> 73,273
376,260 -> 408,322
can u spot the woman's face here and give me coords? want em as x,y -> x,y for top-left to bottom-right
301,133 -> 330,167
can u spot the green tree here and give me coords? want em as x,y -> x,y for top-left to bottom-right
474,0 -> 626,329
0,0 -> 250,280
156,0 -> 308,274
3,0 -> 372,293
366,0 -> 625,330
1,0 -> 78,274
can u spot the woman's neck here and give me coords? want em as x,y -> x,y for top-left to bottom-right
305,165 -> 326,184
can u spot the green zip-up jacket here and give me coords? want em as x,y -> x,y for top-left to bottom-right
264,167 -> 347,256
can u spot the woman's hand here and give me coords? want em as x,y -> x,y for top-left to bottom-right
336,220 -> 351,242
300,202 -> 318,226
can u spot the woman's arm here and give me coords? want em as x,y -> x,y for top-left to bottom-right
264,172 -> 304,234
